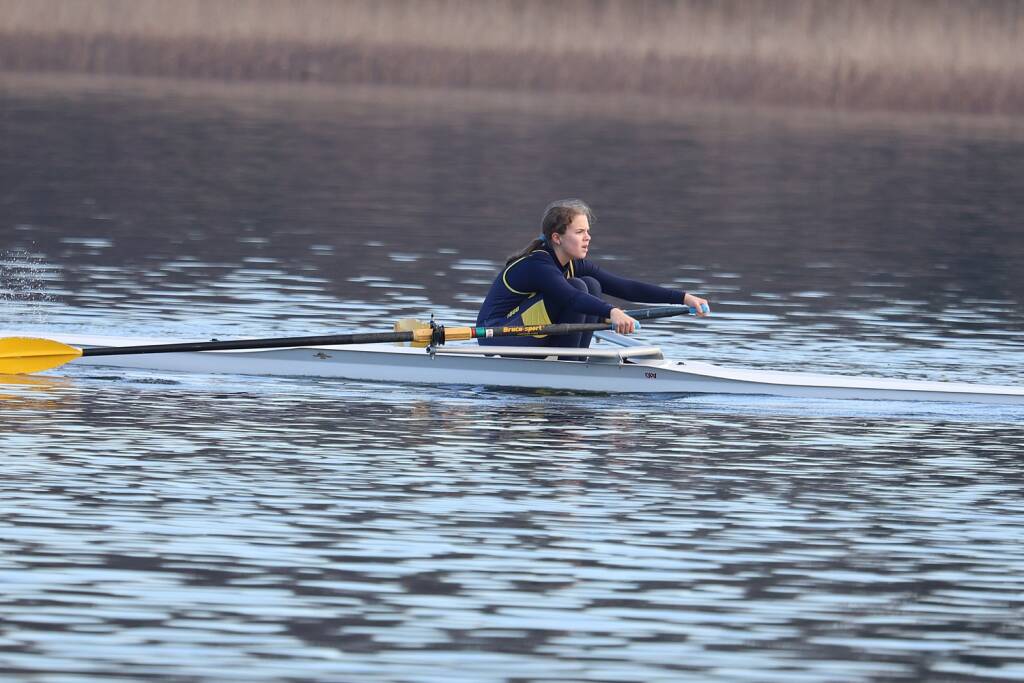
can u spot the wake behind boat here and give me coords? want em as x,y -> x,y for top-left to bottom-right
5,328 -> 1023,405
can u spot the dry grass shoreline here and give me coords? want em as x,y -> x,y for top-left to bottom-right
2,0 -> 1023,115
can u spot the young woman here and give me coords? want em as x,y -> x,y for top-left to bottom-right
476,199 -> 710,348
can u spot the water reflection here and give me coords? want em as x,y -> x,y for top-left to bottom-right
2,76 -> 1023,681
0,374 -> 77,412
3,375 -> 1024,680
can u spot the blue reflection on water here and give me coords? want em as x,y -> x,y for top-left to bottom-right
2,77 -> 1024,681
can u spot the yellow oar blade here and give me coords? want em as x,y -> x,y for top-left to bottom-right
0,337 -> 83,375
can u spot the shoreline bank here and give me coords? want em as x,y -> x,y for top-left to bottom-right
2,0 -> 1023,116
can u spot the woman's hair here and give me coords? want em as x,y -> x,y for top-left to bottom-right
505,198 -> 594,265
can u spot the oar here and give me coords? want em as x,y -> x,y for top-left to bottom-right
0,306 -> 701,375
626,304 -> 709,320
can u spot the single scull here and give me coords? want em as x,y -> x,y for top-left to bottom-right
5,328 -> 1022,404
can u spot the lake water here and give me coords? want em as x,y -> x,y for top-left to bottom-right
2,74 -> 1024,682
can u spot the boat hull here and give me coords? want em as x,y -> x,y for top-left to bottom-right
20,332 -> 1024,404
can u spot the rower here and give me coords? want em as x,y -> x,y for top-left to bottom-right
476,199 -> 710,349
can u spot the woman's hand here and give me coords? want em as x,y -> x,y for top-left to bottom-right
684,293 -> 711,317
609,308 -> 639,334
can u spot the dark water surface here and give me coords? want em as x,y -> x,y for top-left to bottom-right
2,75 -> 1024,682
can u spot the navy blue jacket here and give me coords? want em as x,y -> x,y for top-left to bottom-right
477,245 -> 685,325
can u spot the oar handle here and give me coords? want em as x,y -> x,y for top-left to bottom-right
623,305 -> 706,319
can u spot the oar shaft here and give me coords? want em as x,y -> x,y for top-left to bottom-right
442,322 -> 604,343
624,305 -> 696,320
445,307 -> 694,342
81,330 -> 422,357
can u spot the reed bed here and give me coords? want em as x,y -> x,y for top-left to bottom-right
2,0 -> 1023,114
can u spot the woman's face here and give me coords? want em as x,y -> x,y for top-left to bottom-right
553,213 -> 591,260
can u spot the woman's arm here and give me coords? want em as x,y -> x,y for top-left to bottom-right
580,261 -> 711,317
578,261 -> 684,304
505,255 -> 613,318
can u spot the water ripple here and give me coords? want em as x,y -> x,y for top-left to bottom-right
3,78 -> 1024,681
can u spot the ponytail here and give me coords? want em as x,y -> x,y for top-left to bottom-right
504,235 -> 547,266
